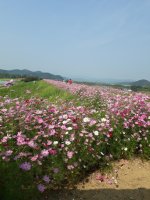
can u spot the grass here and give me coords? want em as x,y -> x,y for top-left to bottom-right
0,80 -> 75,102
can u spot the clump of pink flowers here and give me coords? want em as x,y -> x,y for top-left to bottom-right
19,162 -> 32,171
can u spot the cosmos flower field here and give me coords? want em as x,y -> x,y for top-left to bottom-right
0,80 -> 150,198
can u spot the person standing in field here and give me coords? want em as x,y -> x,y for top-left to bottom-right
68,79 -> 73,84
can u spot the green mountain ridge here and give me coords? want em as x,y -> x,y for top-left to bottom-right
0,69 -> 64,80
131,79 -> 150,87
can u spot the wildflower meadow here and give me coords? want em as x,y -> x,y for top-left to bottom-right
0,80 -> 150,199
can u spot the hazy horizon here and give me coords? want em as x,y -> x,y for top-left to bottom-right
0,68 -> 142,82
0,0 -> 150,80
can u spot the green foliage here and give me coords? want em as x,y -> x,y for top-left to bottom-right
0,80 -> 75,102
130,85 -> 142,92
0,162 -> 40,200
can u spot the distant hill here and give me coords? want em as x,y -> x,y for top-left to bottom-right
0,69 -> 64,80
131,79 -> 150,87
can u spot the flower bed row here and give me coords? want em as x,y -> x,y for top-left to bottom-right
0,81 -> 150,198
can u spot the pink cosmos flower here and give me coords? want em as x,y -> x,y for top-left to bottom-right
47,140 -> 52,145
16,132 -> 26,146
96,174 -> 106,182
37,118 -> 43,124
41,149 -> 49,157
89,120 -> 97,126
5,150 -> 13,156
48,125 -> 55,129
31,155 -> 38,161
37,184 -> 46,193
88,133 -> 93,138
20,162 -> 31,171
43,175 -> 50,183
1,136 -> 8,143
49,129 -> 55,136
61,125 -> 67,130
28,140 -> 37,148
53,168 -> 59,173
67,151 -> 74,159
48,149 -> 57,155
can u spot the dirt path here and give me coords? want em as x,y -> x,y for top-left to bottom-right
47,159 -> 150,200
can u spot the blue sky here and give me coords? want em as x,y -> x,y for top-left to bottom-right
0,0 -> 150,80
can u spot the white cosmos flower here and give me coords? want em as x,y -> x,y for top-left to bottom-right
83,117 -> 90,123
101,118 -> 107,122
65,141 -> 71,145
53,141 -> 58,145
93,131 -> 99,136
68,127 -> 73,130
35,110 -> 42,115
124,147 -> 128,151
63,119 -> 71,124
65,131 -> 69,135
63,120 -> 68,124
148,116 -> 150,120
63,114 -> 68,119
101,123 -> 105,127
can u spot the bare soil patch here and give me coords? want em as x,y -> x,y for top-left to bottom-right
47,159 -> 150,200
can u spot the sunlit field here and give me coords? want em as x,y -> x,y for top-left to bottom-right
0,80 -> 150,199
0,80 -> 74,101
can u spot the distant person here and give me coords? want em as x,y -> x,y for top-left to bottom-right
68,79 -> 73,84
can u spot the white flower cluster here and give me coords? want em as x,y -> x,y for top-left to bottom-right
83,117 -> 90,123
93,131 -> 99,136
101,118 -> 107,122
53,141 -> 58,145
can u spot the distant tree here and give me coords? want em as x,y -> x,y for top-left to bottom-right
130,85 -> 142,92
22,76 -> 42,82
